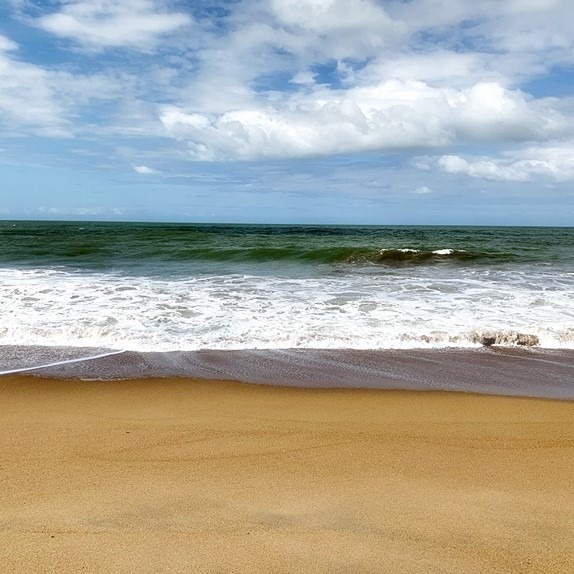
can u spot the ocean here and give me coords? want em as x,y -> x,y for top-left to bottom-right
1,221 -> 573,396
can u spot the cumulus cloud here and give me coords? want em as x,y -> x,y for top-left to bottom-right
437,145 -> 574,182
159,80 -> 565,160
37,0 -> 191,50
144,0 -> 574,163
2,0 -> 574,185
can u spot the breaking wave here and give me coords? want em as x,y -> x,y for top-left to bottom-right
344,248 -> 474,265
1,266 -> 573,352
0,243 -> 513,267
470,330 -> 541,347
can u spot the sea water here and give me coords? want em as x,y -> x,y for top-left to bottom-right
1,222 -> 573,375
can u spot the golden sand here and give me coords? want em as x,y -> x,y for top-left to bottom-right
0,375 -> 573,573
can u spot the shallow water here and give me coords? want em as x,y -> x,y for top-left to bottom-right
2,346 -> 573,400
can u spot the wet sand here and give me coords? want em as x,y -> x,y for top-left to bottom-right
15,346 -> 574,400
1,374 -> 573,573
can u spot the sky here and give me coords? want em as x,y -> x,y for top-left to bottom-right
0,0 -> 573,225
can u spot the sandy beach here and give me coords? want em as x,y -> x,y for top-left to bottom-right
1,374 -> 573,574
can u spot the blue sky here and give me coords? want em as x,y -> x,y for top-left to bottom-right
0,0 -> 573,224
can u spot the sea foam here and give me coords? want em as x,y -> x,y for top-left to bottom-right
1,264 -> 573,352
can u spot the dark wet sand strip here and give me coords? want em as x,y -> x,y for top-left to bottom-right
28,347 -> 574,399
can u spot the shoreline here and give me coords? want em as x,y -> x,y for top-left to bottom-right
1,374 -> 573,573
2,346 -> 573,400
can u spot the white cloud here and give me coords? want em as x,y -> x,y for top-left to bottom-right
145,0 -> 574,162
437,144 -> 574,182
449,82 -> 559,141
482,0 -> 574,55
133,164 -> 158,174
37,0 -> 191,50
0,36 -> 70,135
271,0 -> 391,32
0,34 -> 136,137
159,80 -> 566,160
357,51 -> 498,88
414,186 -> 432,195
386,0 -> 574,54
2,0 -> 574,180
0,35 -> 17,52
37,205 -> 124,216
269,0 -> 404,58
437,155 -> 531,182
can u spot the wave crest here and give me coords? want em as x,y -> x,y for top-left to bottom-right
345,248 -> 467,265
470,331 -> 540,347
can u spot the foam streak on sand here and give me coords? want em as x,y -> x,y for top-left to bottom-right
0,375 -> 573,574
0,349 -> 125,375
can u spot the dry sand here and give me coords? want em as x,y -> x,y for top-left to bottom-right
0,375 -> 573,573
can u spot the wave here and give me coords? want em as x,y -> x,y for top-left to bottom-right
0,244 -> 526,269
161,246 -> 480,265
2,223 -> 572,272
469,330 -> 541,347
2,263 -> 573,353
344,248 -> 476,265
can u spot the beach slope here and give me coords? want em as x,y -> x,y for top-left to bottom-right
1,375 -> 573,573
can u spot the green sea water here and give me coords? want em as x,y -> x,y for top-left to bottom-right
1,221 -> 572,275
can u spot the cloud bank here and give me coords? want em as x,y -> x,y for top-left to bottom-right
159,81 -> 566,160
1,0 -> 574,185
438,145 -> 574,182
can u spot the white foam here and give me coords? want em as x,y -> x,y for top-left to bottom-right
0,265 -> 573,351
